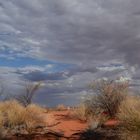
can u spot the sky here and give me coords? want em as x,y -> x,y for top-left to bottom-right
0,0 -> 140,106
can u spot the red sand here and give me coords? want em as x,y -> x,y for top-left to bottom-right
41,110 -> 120,138
43,110 -> 87,137
104,119 -> 120,127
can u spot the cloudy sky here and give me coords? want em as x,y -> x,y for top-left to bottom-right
0,0 -> 140,106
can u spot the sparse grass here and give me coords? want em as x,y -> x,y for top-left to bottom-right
1,79 -> 140,140
72,102 -> 107,123
72,80 -> 129,131
0,100 -> 46,135
0,100 -> 26,127
72,104 -> 88,121
0,112 -> 4,127
117,96 -> 140,133
56,104 -> 66,111
26,104 -> 46,114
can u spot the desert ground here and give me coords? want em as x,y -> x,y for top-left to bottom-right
0,81 -> 140,140
44,110 -> 88,137
2,107 -> 119,140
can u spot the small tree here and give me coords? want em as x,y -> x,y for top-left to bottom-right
89,79 -> 128,118
16,81 -> 42,106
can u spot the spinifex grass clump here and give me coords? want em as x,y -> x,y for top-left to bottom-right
56,104 -> 66,111
117,96 -> 140,132
0,100 -> 45,134
73,103 -> 88,121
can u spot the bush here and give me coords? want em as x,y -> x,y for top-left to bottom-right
26,104 -> 46,114
56,104 -> 66,111
0,112 -> 4,127
0,100 -> 45,133
73,104 -> 88,121
117,96 -> 140,133
72,102 -> 104,122
0,100 -> 26,127
89,80 -> 128,118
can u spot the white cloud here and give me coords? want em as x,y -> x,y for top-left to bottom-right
97,64 -> 126,71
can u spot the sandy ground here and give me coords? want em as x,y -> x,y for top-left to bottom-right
8,110 -> 119,140
42,110 -> 88,137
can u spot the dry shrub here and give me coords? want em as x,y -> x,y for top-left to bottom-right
0,112 -> 4,127
56,104 -> 66,111
0,100 -> 26,127
89,80 -> 128,118
0,100 -> 45,133
26,104 -> 46,114
72,102 -> 102,122
72,103 -> 108,128
25,104 -> 46,133
117,96 -> 140,133
73,104 -> 88,121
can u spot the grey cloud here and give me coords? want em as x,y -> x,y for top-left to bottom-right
23,71 -> 68,81
0,0 -> 139,66
1,0 -> 140,105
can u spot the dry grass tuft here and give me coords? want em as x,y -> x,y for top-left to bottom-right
73,104 -> 88,121
26,104 -> 46,114
117,96 -> 140,132
0,100 -> 46,134
0,100 -> 26,127
56,104 -> 66,111
72,103 -> 104,123
0,112 -> 4,127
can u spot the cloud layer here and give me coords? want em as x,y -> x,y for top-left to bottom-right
0,0 -> 140,105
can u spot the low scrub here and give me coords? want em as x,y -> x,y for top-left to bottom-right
0,100 -> 46,134
56,104 -> 66,111
73,104 -> 88,121
117,96 -> 140,133
26,104 -> 46,114
72,103 -> 103,122
71,80 -> 129,130
89,80 -> 128,118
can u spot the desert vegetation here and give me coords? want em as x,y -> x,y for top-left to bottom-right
0,81 -> 48,139
0,100 -> 46,138
88,80 -> 128,118
72,80 -> 140,139
0,79 -> 140,140
15,81 -> 42,107
117,96 -> 140,139
74,80 -> 128,121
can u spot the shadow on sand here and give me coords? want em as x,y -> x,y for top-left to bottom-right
1,129 -> 121,140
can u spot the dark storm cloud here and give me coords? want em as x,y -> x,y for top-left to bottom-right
17,65 -> 98,82
23,71 -> 68,81
1,0 -> 140,105
1,0 -> 140,67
